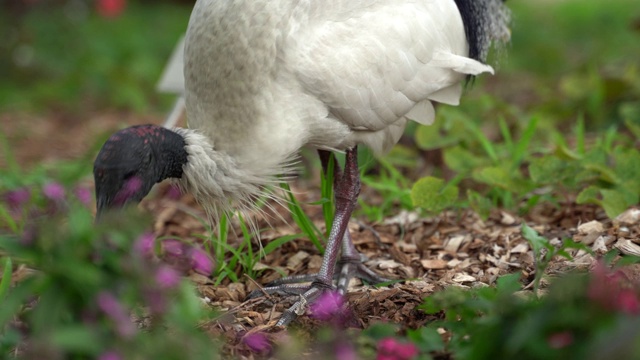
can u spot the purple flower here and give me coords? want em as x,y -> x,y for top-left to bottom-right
588,261 -> 640,315
155,265 -> 181,289
165,184 -> 182,200
376,337 -> 418,360
112,176 -> 143,206
163,239 -> 187,257
243,332 -> 271,353
96,291 -> 136,338
143,288 -> 168,315
335,341 -> 357,360
310,291 -> 345,322
98,351 -> 121,360
74,186 -> 92,206
4,187 -> 30,210
190,246 -> 213,275
134,232 -> 155,257
42,182 -> 65,201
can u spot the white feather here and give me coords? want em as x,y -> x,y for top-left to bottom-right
179,0 -> 505,214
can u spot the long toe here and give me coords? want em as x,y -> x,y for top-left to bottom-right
336,257 -> 392,294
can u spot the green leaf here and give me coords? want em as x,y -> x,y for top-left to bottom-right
601,188 -> 635,218
511,116 -> 539,168
576,186 -> 601,205
472,165 -> 528,193
496,273 -> 523,294
0,257 -> 12,300
612,147 -> 640,189
521,223 -> 550,258
443,146 -> 488,173
407,326 -> 445,353
411,176 -> 458,213
50,326 -> 102,354
415,124 -> 460,150
467,189 -> 493,220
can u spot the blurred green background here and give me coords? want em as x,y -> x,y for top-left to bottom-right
0,0 -> 639,155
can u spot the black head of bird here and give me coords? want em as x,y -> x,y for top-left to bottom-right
93,125 -> 188,217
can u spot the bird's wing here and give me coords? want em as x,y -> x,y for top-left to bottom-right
288,0 -> 493,131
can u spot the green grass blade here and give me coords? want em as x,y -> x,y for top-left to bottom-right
263,234 -> 303,256
0,257 -> 12,300
575,114 -> 585,155
320,154 -> 335,235
464,121 -> 498,163
498,116 -> 514,151
279,182 -> 325,254
511,116 -> 539,168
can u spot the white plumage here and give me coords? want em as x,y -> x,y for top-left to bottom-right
182,0 -> 496,187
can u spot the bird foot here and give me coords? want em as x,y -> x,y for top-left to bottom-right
247,256 -> 389,326
335,256 -> 390,294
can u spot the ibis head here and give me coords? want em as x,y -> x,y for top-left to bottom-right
93,124 -> 188,217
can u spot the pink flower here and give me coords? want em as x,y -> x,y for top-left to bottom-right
243,332 -> 270,353
616,289 -> 640,314
165,185 -> 182,200
97,0 -> 127,18
588,261 -> 640,315
376,337 -> 418,360
96,291 -> 136,338
42,182 -> 65,201
162,239 -> 187,257
74,186 -> 92,206
113,176 -> 142,206
134,232 -> 155,257
155,265 -> 181,289
310,291 -> 345,322
4,187 -> 30,210
190,246 -> 213,275
547,331 -> 574,349
335,341 -> 357,360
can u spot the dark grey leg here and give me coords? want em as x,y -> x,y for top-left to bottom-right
248,147 -> 389,326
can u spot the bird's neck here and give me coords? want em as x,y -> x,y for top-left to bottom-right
172,128 -> 277,217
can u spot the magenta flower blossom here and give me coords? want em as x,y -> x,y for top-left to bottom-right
4,187 -> 30,210
335,341 -> 357,360
155,265 -> 181,289
98,351 -> 121,360
134,232 -> 155,257
163,239 -> 187,257
165,184 -> 182,200
547,331 -> 574,349
112,176 -> 143,206
310,291 -> 345,322
97,0 -> 127,18
243,332 -> 271,353
616,289 -> 640,314
190,246 -> 213,275
376,337 -> 418,360
588,261 -> 640,315
42,182 -> 65,201
96,291 -> 136,338
74,186 -> 92,206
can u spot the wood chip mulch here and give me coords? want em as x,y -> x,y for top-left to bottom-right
144,181 -> 640,356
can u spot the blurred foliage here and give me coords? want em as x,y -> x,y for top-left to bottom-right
417,268 -> 640,360
0,0 -> 191,113
406,0 -> 640,219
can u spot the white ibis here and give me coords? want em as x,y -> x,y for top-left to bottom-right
94,0 -> 510,325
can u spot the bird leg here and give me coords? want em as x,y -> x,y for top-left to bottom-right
248,147 -> 388,326
318,150 -> 389,294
